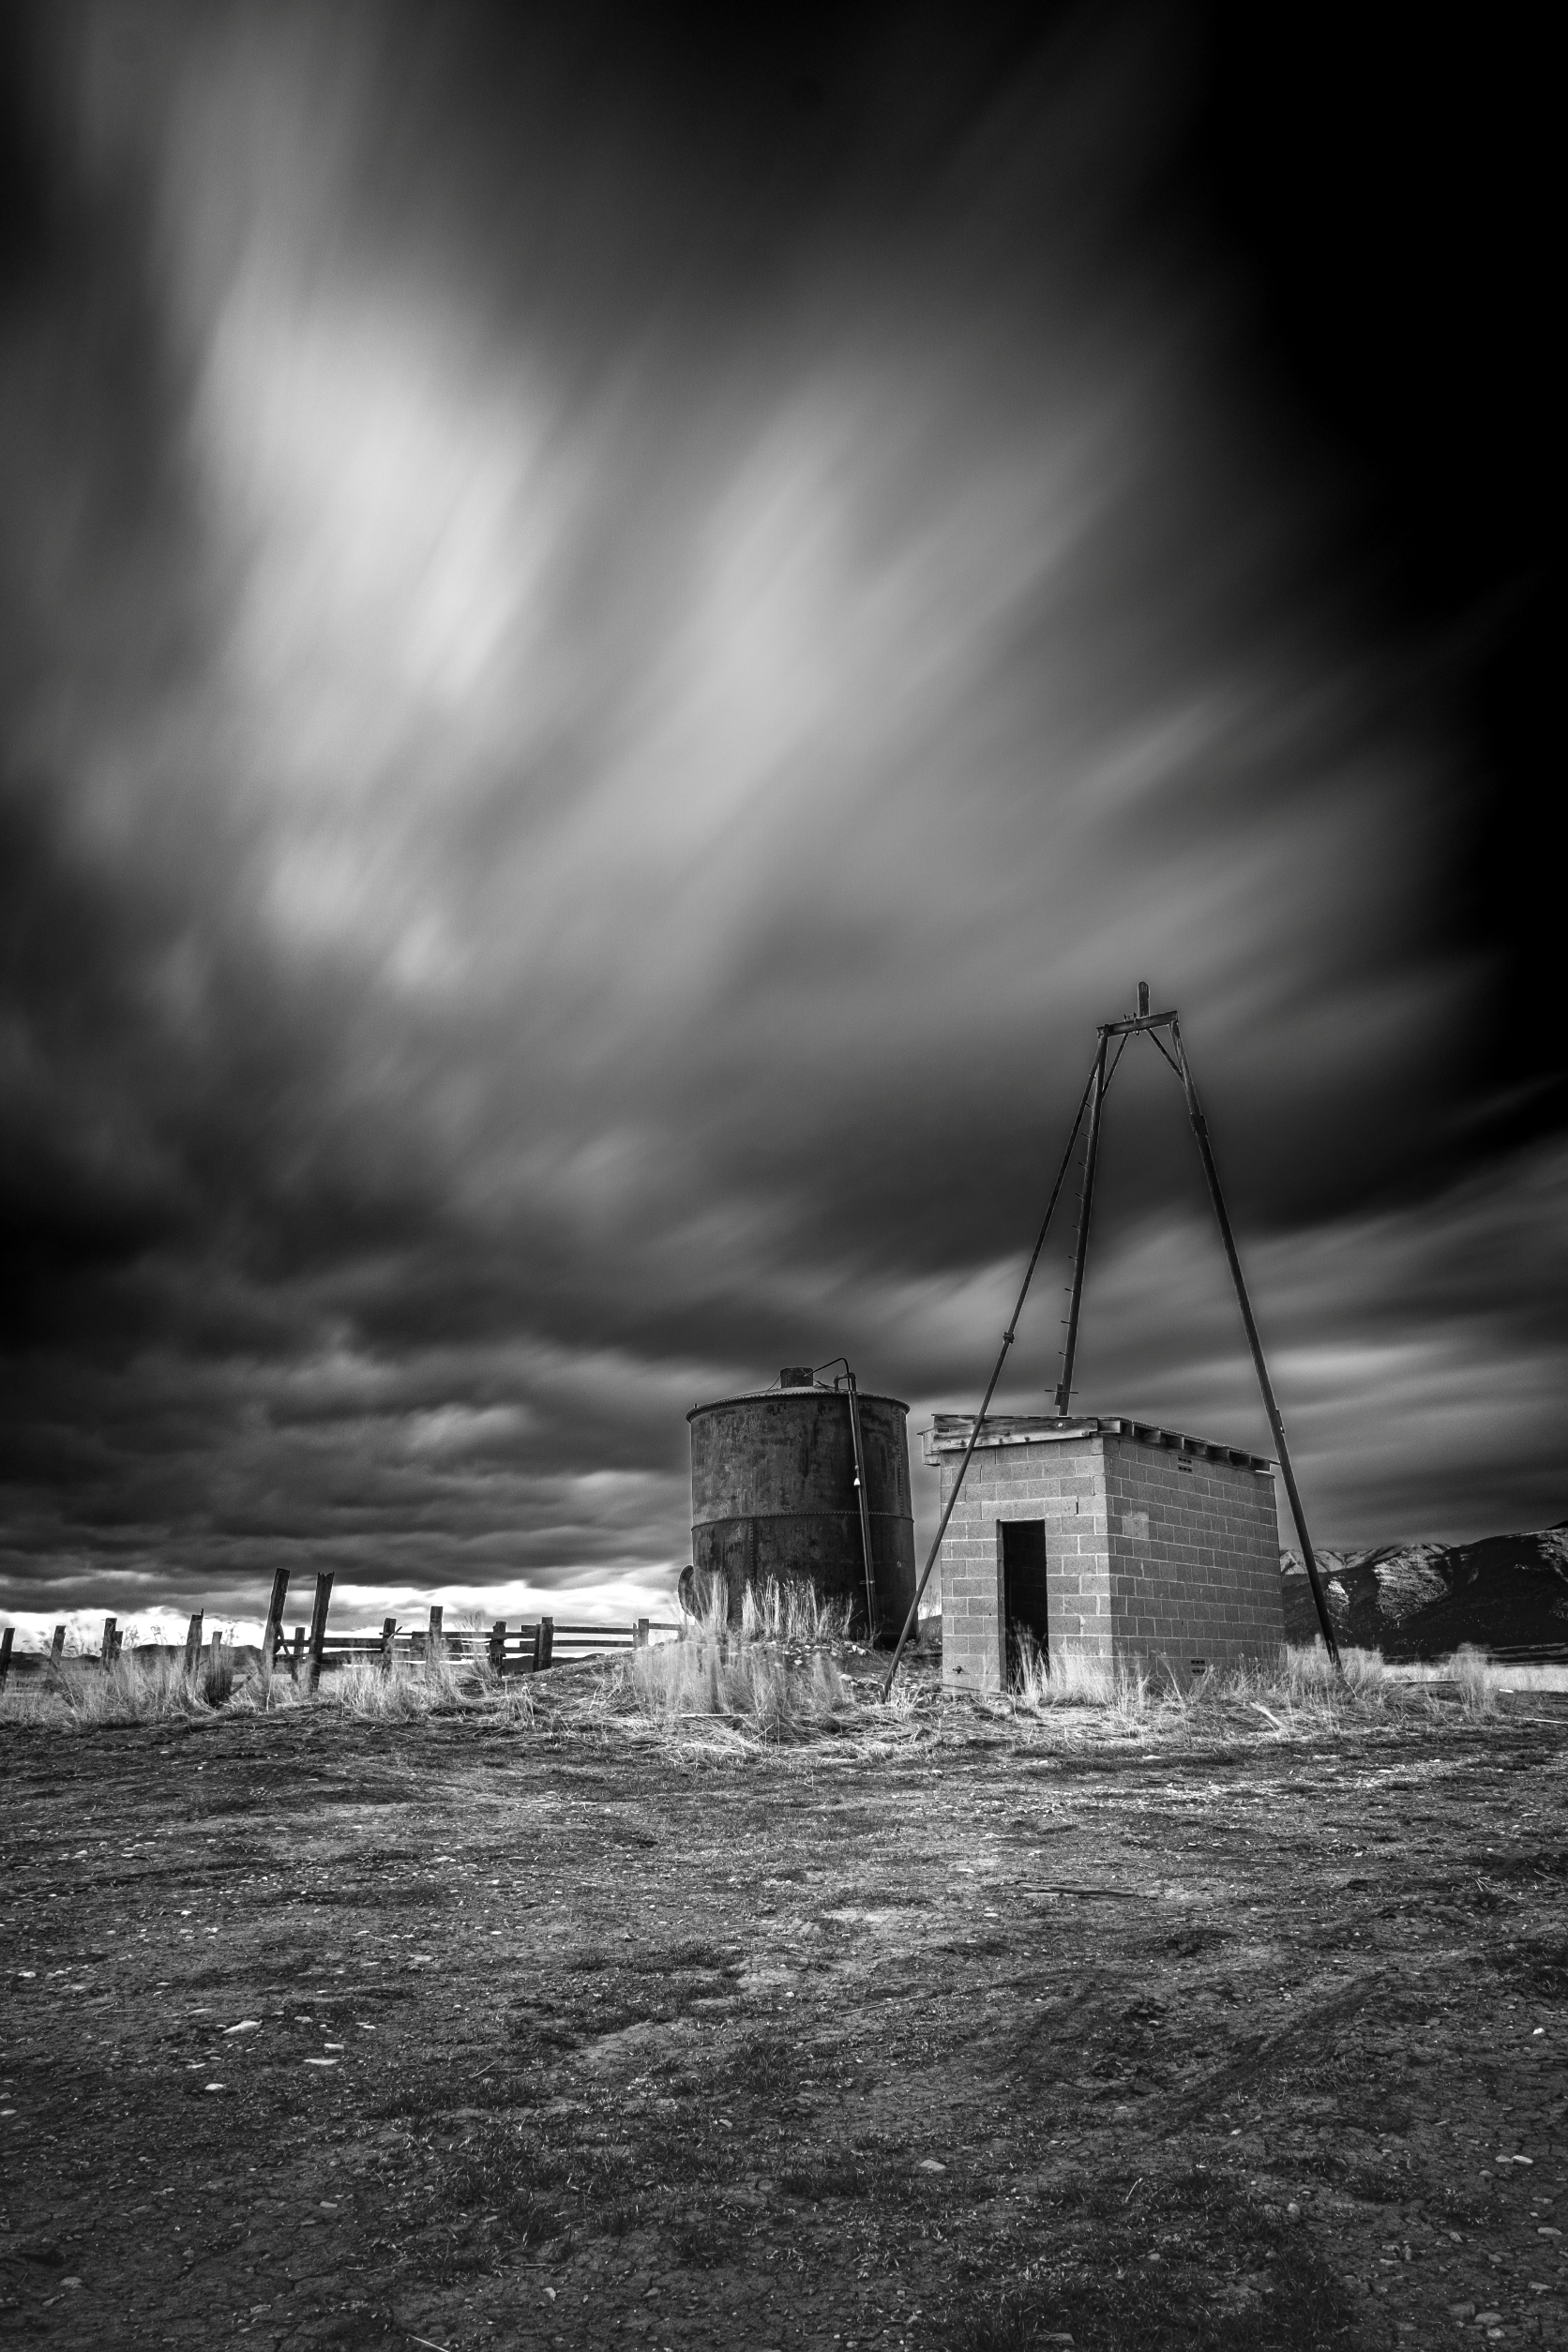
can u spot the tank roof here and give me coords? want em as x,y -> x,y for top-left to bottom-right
923,1411 -> 1274,1472
688,1380 -> 910,1423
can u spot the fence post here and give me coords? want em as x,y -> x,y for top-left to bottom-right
380,1617 -> 398,1677
425,1604 -> 444,1666
634,1617 -> 650,1651
101,1617 -> 118,1668
307,1574 -> 334,1693
0,1627 -> 12,1692
533,1616 -> 554,1674
183,1613 -> 204,1676
489,1621 -> 507,1675
290,1626 -> 304,1681
262,1567 -> 289,1676
51,1624 -> 66,1668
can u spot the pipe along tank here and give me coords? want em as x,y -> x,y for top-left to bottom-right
686,1369 -> 916,1639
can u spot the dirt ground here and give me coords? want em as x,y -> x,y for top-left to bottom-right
3,1674 -> 1566,2351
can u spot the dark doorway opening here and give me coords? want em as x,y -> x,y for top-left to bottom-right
1001,1519 -> 1049,1680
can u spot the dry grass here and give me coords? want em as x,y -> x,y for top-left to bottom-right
1448,1642 -> 1498,1716
4,1602 -> 1558,1752
1389,1654 -> 1568,1693
586,1628 -> 854,1744
994,1634 -> 1568,1744
556,1617 -> 1514,1756
1011,1637 -> 1149,1716
0,1639 -> 251,1726
736,1576 -> 853,1645
0,1636 -> 487,1727
538,1574 -> 865,1751
988,1636 -> 1484,1743
1173,1644 -> 1395,1738
323,1644 -> 535,1721
330,1657 -> 451,1720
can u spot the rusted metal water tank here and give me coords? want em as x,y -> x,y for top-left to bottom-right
686,1371 -> 917,1638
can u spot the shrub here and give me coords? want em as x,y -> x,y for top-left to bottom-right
739,1576 -> 853,1645
328,1649 -> 513,1720
1280,1641 -> 1383,1697
1012,1638 -> 1147,1716
603,1628 -> 852,1741
1451,1643 -> 1496,1716
0,1644 -> 241,1726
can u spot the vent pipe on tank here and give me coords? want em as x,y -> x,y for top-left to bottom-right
817,1357 -> 879,1637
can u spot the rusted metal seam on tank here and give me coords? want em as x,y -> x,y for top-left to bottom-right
686,1391 -> 910,1419
692,1509 -> 910,1523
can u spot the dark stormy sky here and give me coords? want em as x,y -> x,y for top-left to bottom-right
2,3 -> 1560,1633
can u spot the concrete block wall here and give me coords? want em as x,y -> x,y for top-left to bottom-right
935,1436 -> 1113,1692
928,1415 -> 1285,1692
1103,1434 -> 1283,1671
934,1484 -> 1003,1692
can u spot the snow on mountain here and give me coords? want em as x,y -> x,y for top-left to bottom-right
1370,1547 -> 1454,1624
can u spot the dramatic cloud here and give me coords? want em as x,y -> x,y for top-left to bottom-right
1,4 -> 1557,1631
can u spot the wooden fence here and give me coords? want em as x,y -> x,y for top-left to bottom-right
4,1606 -> 1564,1692
0,1575 -> 680,1693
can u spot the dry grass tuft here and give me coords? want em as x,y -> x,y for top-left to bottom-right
591,1627 -> 854,1743
738,1576 -> 853,1646
0,1633 -> 488,1728
984,1636 -> 1455,1744
0,1642 -> 251,1726
1011,1638 -> 1149,1718
332,1658 -> 439,1720
315,1645 -> 504,1719
228,1662 -> 308,1715
1390,1652 -> 1567,1693
1173,1644 -> 1393,1738
1449,1642 -> 1498,1716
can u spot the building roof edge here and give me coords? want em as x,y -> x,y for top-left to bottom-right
921,1412 -> 1274,1473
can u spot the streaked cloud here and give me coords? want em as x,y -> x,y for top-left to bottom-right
0,3 -> 1556,1627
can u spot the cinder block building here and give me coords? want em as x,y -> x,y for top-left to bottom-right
922,1413 -> 1285,1692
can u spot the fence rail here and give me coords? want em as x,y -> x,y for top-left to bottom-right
0,1587 -> 681,1691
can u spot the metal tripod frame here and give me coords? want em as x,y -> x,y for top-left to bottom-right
882,985 -> 1341,1693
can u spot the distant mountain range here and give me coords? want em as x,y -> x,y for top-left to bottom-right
1281,1525 -> 1568,1658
